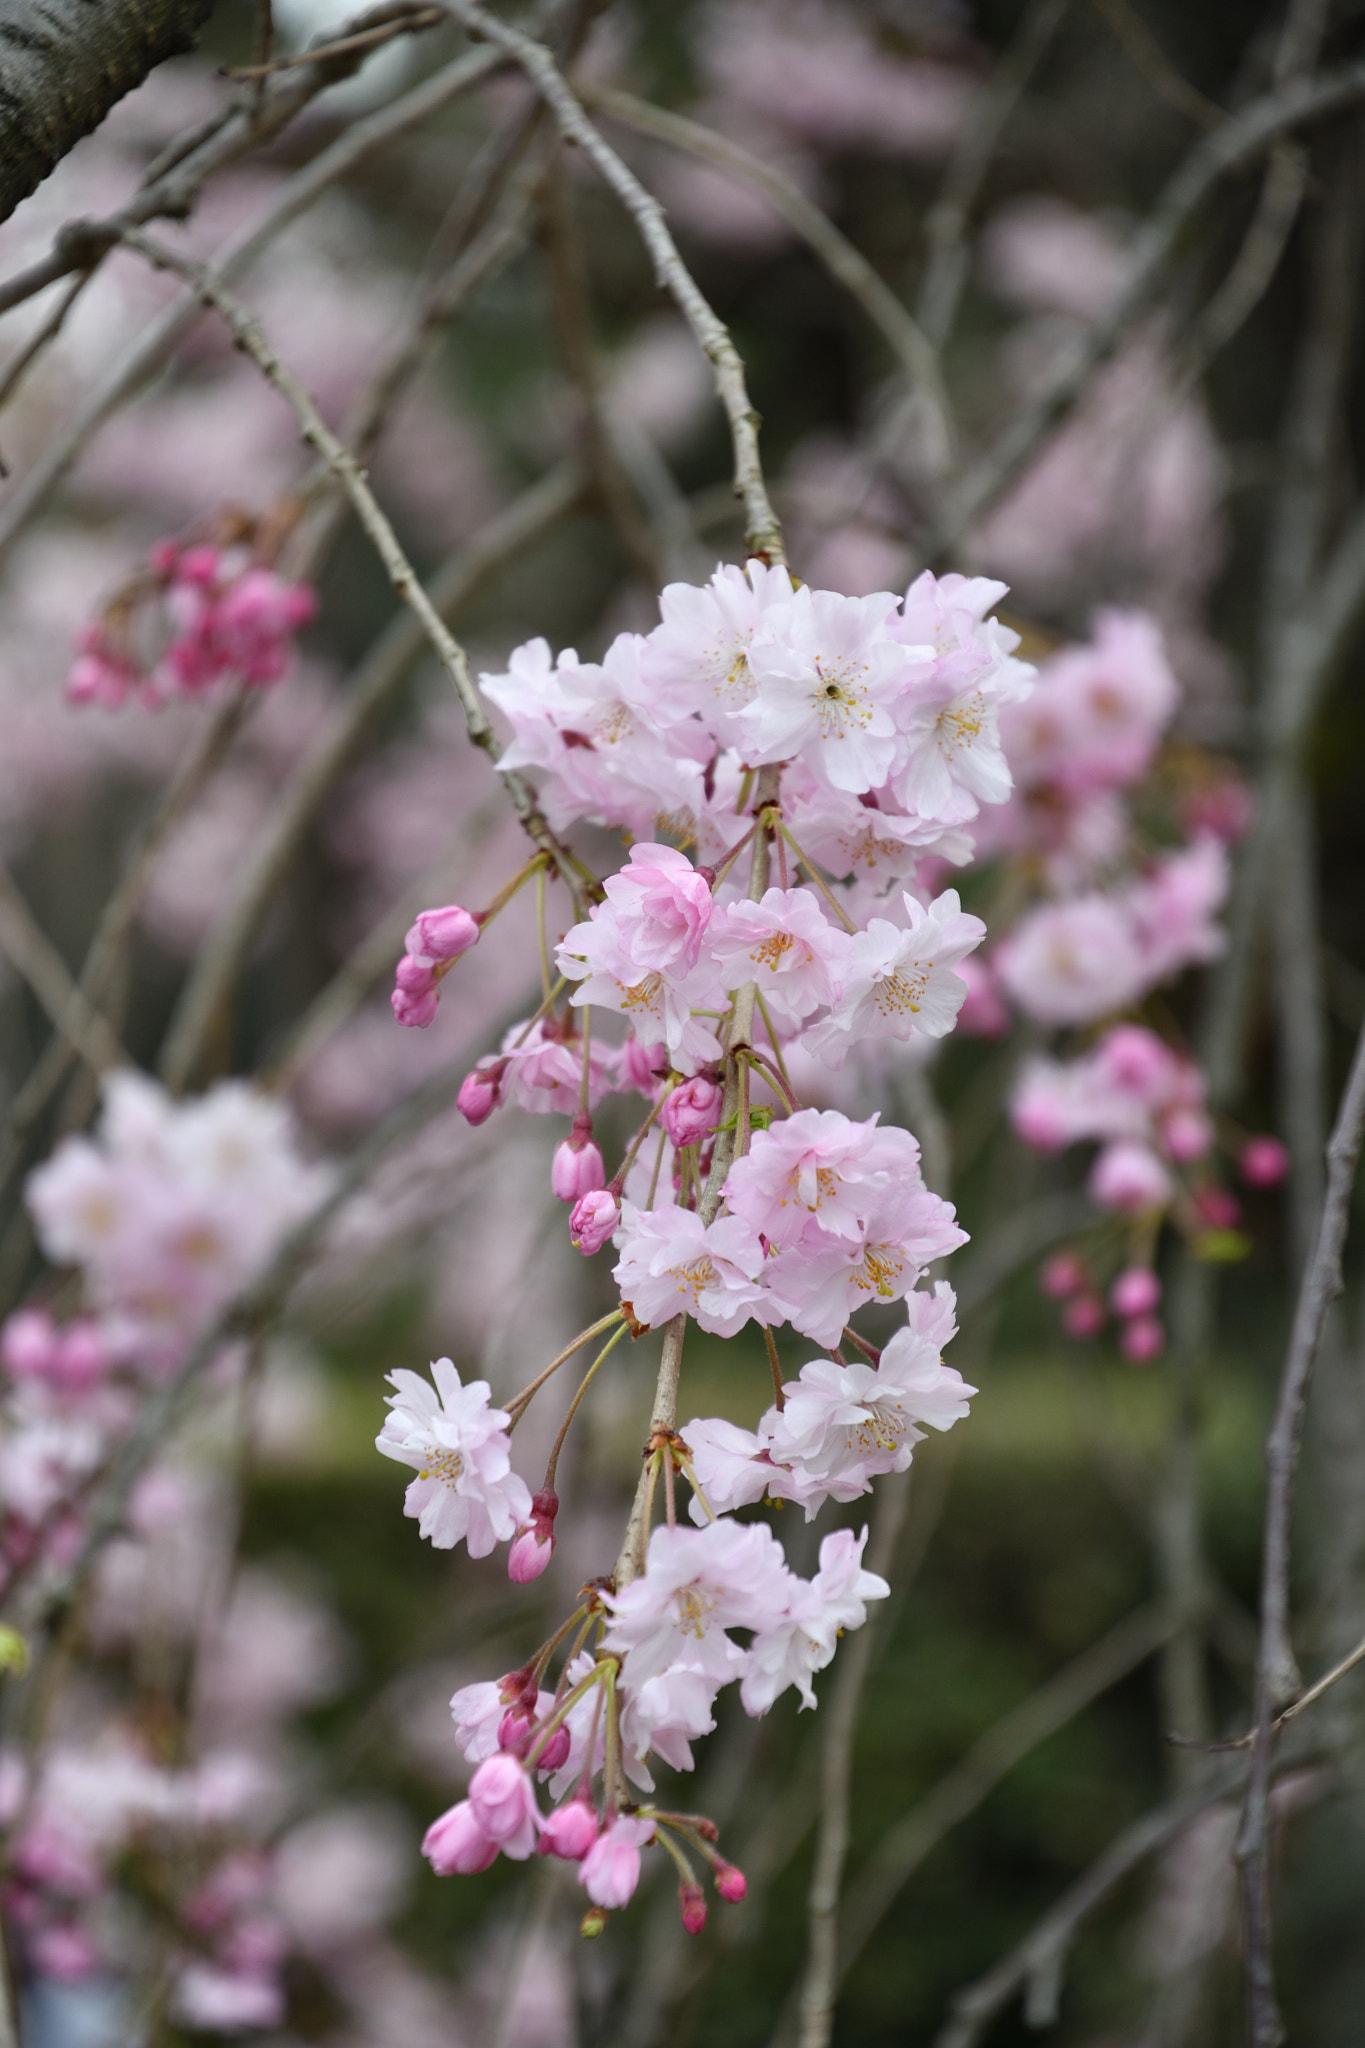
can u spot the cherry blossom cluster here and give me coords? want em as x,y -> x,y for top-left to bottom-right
68,530 -> 316,709
1,1075 -> 328,1603
374,561 -> 1018,1932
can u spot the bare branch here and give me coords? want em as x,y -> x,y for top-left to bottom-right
0,0 -> 214,226
585,86 -> 953,466
154,458 -> 585,1097
440,0 -> 784,564
1087,0 -> 1222,129
0,867 -> 127,1078
1235,1012 -> 1365,2047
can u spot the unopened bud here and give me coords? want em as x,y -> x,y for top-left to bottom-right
679,1881 -> 707,1934
1062,1295 -> 1105,1341
1120,1315 -> 1166,1364
714,1861 -> 746,1903
457,1062 -> 505,1126
406,904 -> 480,962
497,1708 -> 534,1757
391,984 -> 440,1029
1039,1251 -> 1086,1301
1110,1268 -> 1160,1319
539,1795 -> 597,1861
570,1187 -> 620,1256
538,1724 -> 571,1775
1241,1136 -> 1289,1188
580,1907 -> 609,1938
552,1132 -> 606,1204
508,1525 -> 554,1583
661,1076 -> 723,1150
394,952 -> 437,995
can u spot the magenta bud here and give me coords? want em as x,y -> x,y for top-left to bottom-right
680,1881 -> 707,1934
537,1725 -> 571,1775
551,1138 -> 606,1205
391,984 -> 440,1029
1110,1268 -> 1161,1319
1120,1315 -> 1166,1364
1,1307 -> 57,1379
570,1187 -> 620,1255
1194,1185 -> 1241,1230
406,904 -> 481,962
539,1797 -> 598,1862
661,1076 -> 723,1150
394,952 -> 437,994
1062,1295 -> 1105,1341
422,1800 -> 499,1876
508,1525 -> 554,1583
1039,1251 -> 1087,1301
714,1861 -> 746,1903
176,544 -> 221,586
1241,1136 -> 1289,1188
498,1709 -> 535,1757
457,1063 -> 505,1126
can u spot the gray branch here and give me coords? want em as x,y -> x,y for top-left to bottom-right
0,0 -> 215,224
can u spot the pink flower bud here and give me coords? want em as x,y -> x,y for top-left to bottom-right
423,1800 -> 499,1875
539,1796 -> 598,1862
457,1062 -> 505,1126
497,1709 -> 534,1758
1039,1252 -> 1087,1301
714,1861 -> 746,1903
570,1187 -> 620,1255
391,984 -> 440,1029
1,1308 -> 58,1380
406,904 -> 481,962
509,1487 -> 559,1583
680,1882 -> 707,1934
176,544 -> 222,587
662,1076 -> 723,1150
1161,1107 -> 1213,1163
538,1725 -> 571,1775
1120,1315 -> 1166,1364
580,1816 -> 652,1907
54,1321 -> 108,1394
1110,1268 -> 1161,1319
468,1755 -> 540,1854
1063,1295 -> 1106,1340
552,1133 -> 607,1204
394,953 -> 437,995
1241,1136 -> 1289,1188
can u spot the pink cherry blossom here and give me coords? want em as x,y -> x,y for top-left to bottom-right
1241,1136 -> 1289,1187
741,1527 -> 889,1713
612,1204 -> 770,1338
422,1800 -> 498,1876
708,887 -> 850,1026
467,1755 -> 540,1859
551,1117 -> 606,1204
802,889 -> 985,1065
376,1359 -> 532,1557
724,1108 -> 909,1250
580,1814 -> 655,1908
740,586 -> 915,791
1088,1141 -> 1173,1215
1127,836 -> 1228,983
643,557 -> 798,748
761,1180 -> 967,1349
558,856 -> 726,1073
1111,1269 -> 1161,1318
994,894 -> 1146,1027
604,1518 -> 795,1694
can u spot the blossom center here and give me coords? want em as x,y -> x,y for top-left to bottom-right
873,965 -> 929,1016
418,1442 -> 466,1486
674,1583 -> 719,1637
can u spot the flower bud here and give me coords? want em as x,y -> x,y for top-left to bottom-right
680,1881 -> 707,1934
469,1755 -> 540,1853
1,1308 -> 58,1380
1088,1141 -> 1173,1216
580,1907 -> 609,1938
457,1062 -> 505,1126
406,904 -> 481,962
714,1861 -> 746,1903
1110,1268 -> 1160,1319
508,1487 -> 559,1584
538,1724 -> 571,1775
662,1076 -> 723,1150
391,984 -> 440,1029
1194,1185 -> 1241,1230
539,1797 -> 598,1862
1039,1252 -> 1086,1301
1241,1136 -> 1289,1188
394,953 -> 437,994
1063,1295 -> 1105,1341
570,1188 -> 620,1256
422,1800 -> 498,1875
621,1037 -> 666,1095
552,1131 -> 607,1204
1120,1315 -> 1166,1364
497,1708 -> 534,1758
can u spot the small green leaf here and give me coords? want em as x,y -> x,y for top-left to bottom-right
1193,1228 -> 1252,1264
0,1627 -> 30,1678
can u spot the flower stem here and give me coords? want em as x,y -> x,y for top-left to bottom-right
776,821 -> 857,932
544,1320 -> 631,1488
507,1309 -> 626,1422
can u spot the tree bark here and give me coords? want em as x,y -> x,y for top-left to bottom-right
0,0 -> 215,224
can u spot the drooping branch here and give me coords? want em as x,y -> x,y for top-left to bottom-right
0,0 -> 214,226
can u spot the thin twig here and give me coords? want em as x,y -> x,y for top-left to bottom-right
440,0 -> 784,564
1235,1013 -> 1365,2048
0,868 -> 127,1077
224,5 -> 444,75
933,1764 -> 1249,2048
586,86 -> 953,466
0,272 -> 89,418
1087,0 -> 1222,128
